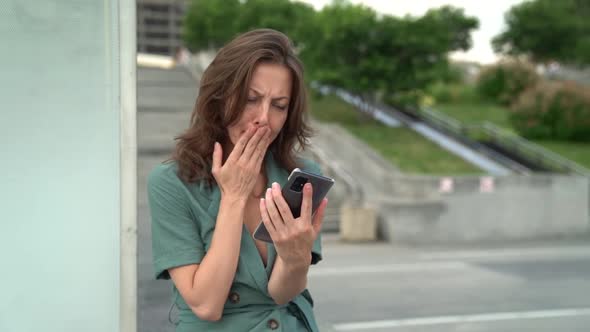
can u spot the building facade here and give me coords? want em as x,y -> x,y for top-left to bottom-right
137,0 -> 188,56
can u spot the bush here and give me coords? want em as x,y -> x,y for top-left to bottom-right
426,82 -> 479,104
476,60 -> 539,105
510,80 -> 590,141
383,90 -> 425,110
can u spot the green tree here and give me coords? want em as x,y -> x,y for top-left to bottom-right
303,2 -> 478,108
300,1 -> 380,106
183,0 -> 241,51
182,0 -> 479,110
182,0 -> 315,52
381,6 -> 478,101
236,0 -> 315,46
492,0 -> 590,64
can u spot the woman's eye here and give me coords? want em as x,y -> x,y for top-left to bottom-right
274,104 -> 287,111
247,97 -> 257,103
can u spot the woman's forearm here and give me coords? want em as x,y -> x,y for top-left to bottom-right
267,254 -> 311,305
189,195 -> 246,319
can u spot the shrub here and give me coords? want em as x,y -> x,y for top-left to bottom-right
383,90 -> 425,110
510,80 -> 590,141
427,82 -> 479,104
476,60 -> 539,105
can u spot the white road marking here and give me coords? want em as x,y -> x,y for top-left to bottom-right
418,246 -> 590,262
308,261 -> 468,277
332,308 -> 590,331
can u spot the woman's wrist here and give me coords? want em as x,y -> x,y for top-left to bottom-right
220,194 -> 248,208
278,253 -> 311,273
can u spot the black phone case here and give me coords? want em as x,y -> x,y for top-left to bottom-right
253,168 -> 334,243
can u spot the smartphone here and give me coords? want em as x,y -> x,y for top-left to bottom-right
252,168 -> 335,243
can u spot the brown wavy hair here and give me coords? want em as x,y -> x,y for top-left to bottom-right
172,29 -> 312,184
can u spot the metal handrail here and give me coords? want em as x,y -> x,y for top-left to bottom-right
308,146 -> 364,206
418,108 -> 526,173
421,107 -> 464,134
478,122 -> 590,175
419,107 -> 589,176
310,83 -> 590,176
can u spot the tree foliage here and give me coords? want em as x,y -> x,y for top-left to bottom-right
183,0 -> 241,50
476,60 -> 540,106
183,0 -> 314,51
492,0 -> 590,65
300,3 -> 478,106
236,0 -> 315,46
182,0 -> 479,107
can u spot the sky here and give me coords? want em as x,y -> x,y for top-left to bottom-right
296,0 -> 526,64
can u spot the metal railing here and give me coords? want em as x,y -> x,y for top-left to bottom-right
419,107 -> 590,176
308,146 -> 364,206
419,107 -> 531,174
420,107 -> 466,137
311,83 -> 590,176
471,122 -> 590,176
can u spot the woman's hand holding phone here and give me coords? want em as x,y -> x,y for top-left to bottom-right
259,182 -> 328,267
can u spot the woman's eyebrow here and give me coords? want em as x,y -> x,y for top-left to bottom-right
249,88 -> 289,101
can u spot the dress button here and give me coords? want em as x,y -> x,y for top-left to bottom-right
228,291 -> 240,304
267,318 -> 279,330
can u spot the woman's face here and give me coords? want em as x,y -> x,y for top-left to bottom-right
227,63 -> 292,148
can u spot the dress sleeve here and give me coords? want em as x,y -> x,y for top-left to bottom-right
147,164 -> 206,280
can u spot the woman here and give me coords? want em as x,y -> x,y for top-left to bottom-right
147,29 -> 328,331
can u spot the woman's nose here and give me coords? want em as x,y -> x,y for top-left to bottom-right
254,103 -> 270,126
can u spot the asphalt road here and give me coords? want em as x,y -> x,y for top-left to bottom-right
309,238 -> 590,332
137,65 -> 590,332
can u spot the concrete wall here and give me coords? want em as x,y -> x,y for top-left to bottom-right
0,1 -> 136,331
378,175 -> 590,244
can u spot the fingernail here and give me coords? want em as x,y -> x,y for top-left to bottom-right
272,182 -> 279,190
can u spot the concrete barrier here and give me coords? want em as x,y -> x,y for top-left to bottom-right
378,174 -> 590,244
339,203 -> 378,241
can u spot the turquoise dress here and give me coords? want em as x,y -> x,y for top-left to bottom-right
147,152 -> 323,331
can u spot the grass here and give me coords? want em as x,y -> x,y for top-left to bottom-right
534,140 -> 590,169
435,102 -> 513,131
309,93 -> 482,175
